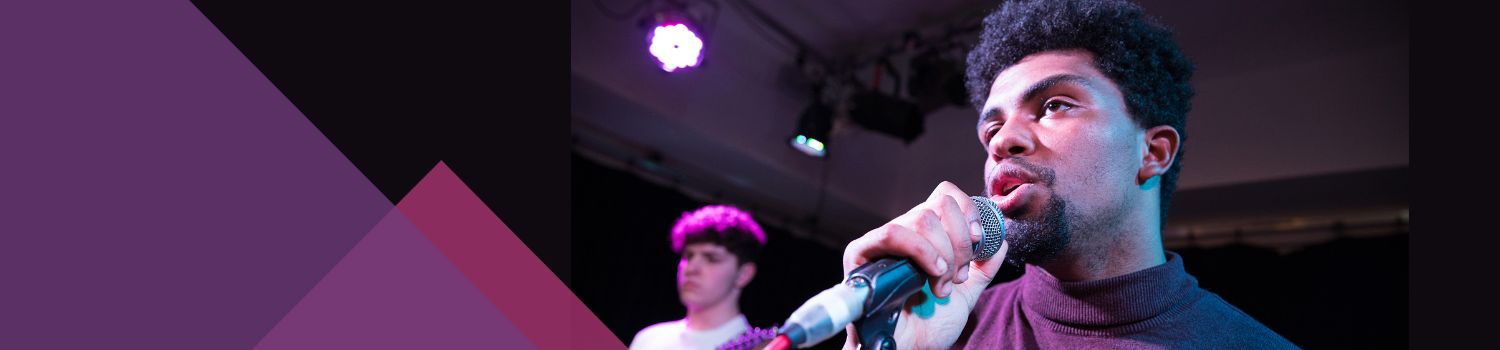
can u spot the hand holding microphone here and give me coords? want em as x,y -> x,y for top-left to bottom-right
776,182 -> 1009,349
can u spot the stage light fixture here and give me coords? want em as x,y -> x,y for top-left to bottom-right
645,11 -> 705,73
790,102 -> 833,157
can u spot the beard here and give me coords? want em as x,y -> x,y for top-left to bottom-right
986,158 -> 1071,266
1001,191 -> 1070,266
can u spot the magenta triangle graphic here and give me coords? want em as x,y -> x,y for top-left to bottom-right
397,162 -> 625,350
254,207 -> 534,349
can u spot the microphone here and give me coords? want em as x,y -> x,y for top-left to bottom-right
777,196 -> 1005,349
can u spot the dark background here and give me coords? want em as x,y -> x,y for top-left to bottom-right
191,0 -> 576,282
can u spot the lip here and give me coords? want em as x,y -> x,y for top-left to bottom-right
993,183 -> 1033,214
989,168 -> 1041,214
994,175 -> 1027,196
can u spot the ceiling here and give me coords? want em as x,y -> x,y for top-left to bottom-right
570,0 -> 1409,246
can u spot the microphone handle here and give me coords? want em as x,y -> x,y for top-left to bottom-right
850,195 -> 1004,349
782,196 -> 1004,348
855,195 -> 1003,315
847,258 -> 926,321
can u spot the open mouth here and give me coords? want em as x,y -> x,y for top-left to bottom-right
988,163 -> 1048,214
1001,182 -> 1024,196
995,176 -> 1030,197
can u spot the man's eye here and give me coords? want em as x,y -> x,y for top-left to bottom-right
1043,100 -> 1074,115
981,123 -> 1001,142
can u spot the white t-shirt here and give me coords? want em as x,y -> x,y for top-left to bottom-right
628,314 -> 750,350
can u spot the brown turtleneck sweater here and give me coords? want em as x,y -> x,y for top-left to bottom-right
957,252 -> 1297,349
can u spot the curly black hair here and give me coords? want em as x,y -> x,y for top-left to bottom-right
965,0 -> 1195,224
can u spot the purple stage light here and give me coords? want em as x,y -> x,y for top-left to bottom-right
648,23 -> 703,72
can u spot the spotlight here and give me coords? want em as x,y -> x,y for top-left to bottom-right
645,12 -> 705,73
790,102 -> 833,157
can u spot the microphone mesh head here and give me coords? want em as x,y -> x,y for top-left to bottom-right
970,196 -> 1005,260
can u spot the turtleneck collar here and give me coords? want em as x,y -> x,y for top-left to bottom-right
1019,251 -> 1198,335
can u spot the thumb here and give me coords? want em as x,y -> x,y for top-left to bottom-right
952,241 -> 1008,306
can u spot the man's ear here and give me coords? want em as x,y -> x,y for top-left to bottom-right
735,262 -> 757,288
1139,125 -> 1181,184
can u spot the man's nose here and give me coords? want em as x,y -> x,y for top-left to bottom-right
988,119 -> 1037,160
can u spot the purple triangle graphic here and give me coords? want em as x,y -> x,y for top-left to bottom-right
398,162 -> 626,349
4,0 -> 395,348
254,208 -> 534,350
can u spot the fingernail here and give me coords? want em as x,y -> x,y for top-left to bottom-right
935,258 -> 948,275
956,264 -> 969,284
938,282 -> 951,298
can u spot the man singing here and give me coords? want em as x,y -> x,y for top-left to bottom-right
840,0 -> 1297,348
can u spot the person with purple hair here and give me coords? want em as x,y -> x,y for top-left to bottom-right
629,205 -> 768,350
